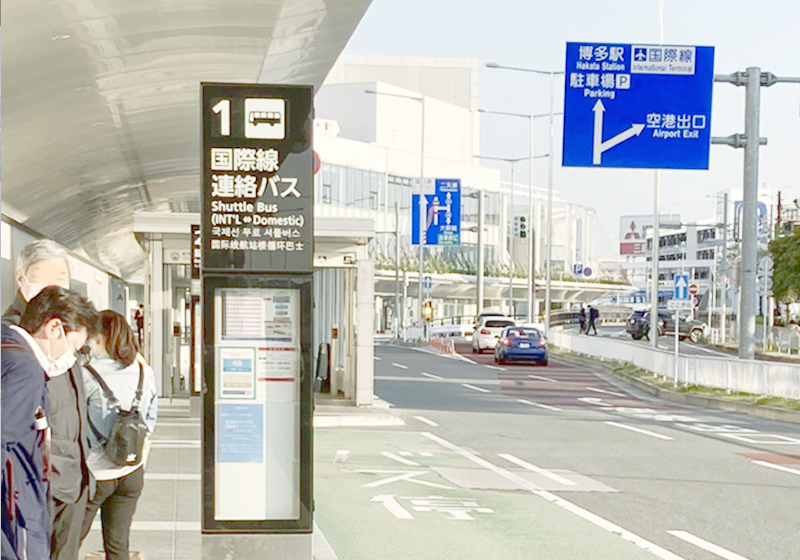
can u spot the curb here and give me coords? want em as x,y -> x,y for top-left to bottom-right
553,348 -> 800,425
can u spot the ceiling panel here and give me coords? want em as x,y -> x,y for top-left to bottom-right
2,0 -> 372,281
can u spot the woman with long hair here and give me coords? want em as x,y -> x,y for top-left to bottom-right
79,310 -> 158,560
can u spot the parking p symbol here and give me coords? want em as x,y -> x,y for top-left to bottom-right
616,74 -> 631,89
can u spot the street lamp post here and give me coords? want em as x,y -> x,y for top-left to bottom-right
486,62 -> 564,334
476,155 -> 530,317
475,108 -> 561,321
366,88 -> 427,336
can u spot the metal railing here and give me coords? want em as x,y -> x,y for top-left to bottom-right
550,330 -> 800,399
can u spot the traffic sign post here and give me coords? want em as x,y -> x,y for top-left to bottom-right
563,42 -> 715,169
668,274 -> 693,385
423,275 -> 432,292
412,179 -> 461,246
674,274 -> 689,300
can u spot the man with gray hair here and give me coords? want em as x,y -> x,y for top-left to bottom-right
3,239 -> 96,560
3,239 -> 72,325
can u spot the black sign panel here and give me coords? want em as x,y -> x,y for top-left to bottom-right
202,83 -> 314,273
191,225 -> 202,279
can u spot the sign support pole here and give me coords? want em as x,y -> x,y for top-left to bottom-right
651,173 -> 660,349
395,201 -> 401,339
418,99 -> 426,339
508,164 -> 515,316
739,66 -> 761,360
527,110 -> 536,322
477,191 -> 485,313
652,0 -> 664,351
674,308 -> 679,386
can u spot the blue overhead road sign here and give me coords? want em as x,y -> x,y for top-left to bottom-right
674,274 -> 689,300
412,179 -> 461,245
562,42 -> 715,169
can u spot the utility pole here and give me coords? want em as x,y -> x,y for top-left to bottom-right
721,192 -> 728,344
713,68 -> 800,359
395,201 -> 401,339
477,191 -> 485,314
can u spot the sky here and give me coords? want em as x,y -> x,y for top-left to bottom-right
342,0 -> 800,259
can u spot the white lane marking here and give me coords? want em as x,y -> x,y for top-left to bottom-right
498,453 -> 577,486
752,460 -> 800,476
371,495 -> 414,519
374,356 -> 382,361
414,416 -> 440,427
667,530 -> 750,560
421,372 -> 443,380
399,451 -> 413,457
486,365 -> 506,371
604,422 -> 674,441
391,363 -> 409,370
419,452 -> 434,457
456,354 -> 478,364
720,433 -> 800,445
528,374 -> 557,382
422,433 -> 687,560
361,470 -> 453,489
578,397 -> 614,407
462,383 -> 491,393
381,451 -> 420,466
586,386 -> 625,397
517,399 -> 562,412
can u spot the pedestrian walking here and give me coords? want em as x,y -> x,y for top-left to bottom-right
588,305 -> 599,335
133,306 -> 144,349
579,306 -> 587,334
80,311 -> 158,560
2,287 -> 100,560
2,241 -> 100,560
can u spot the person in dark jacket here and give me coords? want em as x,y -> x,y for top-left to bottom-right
2,240 -> 100,560
588,305 -> 599,335
2,287 -> 100,560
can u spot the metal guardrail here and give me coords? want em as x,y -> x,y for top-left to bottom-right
431,308 -> 633,331
550,330 -> 800,400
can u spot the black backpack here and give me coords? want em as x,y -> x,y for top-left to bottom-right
85,363 -> 149,467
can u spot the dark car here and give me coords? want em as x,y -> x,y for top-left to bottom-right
626,310 -> 707,342
494,326 -> 548,365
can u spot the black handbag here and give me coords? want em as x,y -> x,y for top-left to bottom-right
85,363 -> 149,467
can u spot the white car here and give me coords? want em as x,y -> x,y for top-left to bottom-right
472,317 -> 516,353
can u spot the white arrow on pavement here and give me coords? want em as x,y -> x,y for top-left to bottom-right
592,100 -> 645,165
371,495 -> 414,519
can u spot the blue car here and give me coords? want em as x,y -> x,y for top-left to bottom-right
494,327 -> 548,366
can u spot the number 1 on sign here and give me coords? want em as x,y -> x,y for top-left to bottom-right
212,99 -> 231,136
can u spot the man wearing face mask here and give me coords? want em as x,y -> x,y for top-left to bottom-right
2,240 -> 99,560
2,287 -> 100,560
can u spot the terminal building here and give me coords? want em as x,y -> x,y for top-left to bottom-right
2,53 -> 625,404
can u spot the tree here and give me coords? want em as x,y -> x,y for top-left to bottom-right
769,228 -> 800,302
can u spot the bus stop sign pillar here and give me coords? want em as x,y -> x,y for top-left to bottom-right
200,83 -> 314,560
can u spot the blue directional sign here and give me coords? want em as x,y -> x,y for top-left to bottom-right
412,179 -> 461,245
422,276 -> 432,291
563,42 -> 714,169
674,274 -> 689,300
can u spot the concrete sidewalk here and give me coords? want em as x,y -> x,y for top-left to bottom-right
79,395 -> 397,560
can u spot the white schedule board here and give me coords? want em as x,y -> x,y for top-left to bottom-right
214,287 -> 301,521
